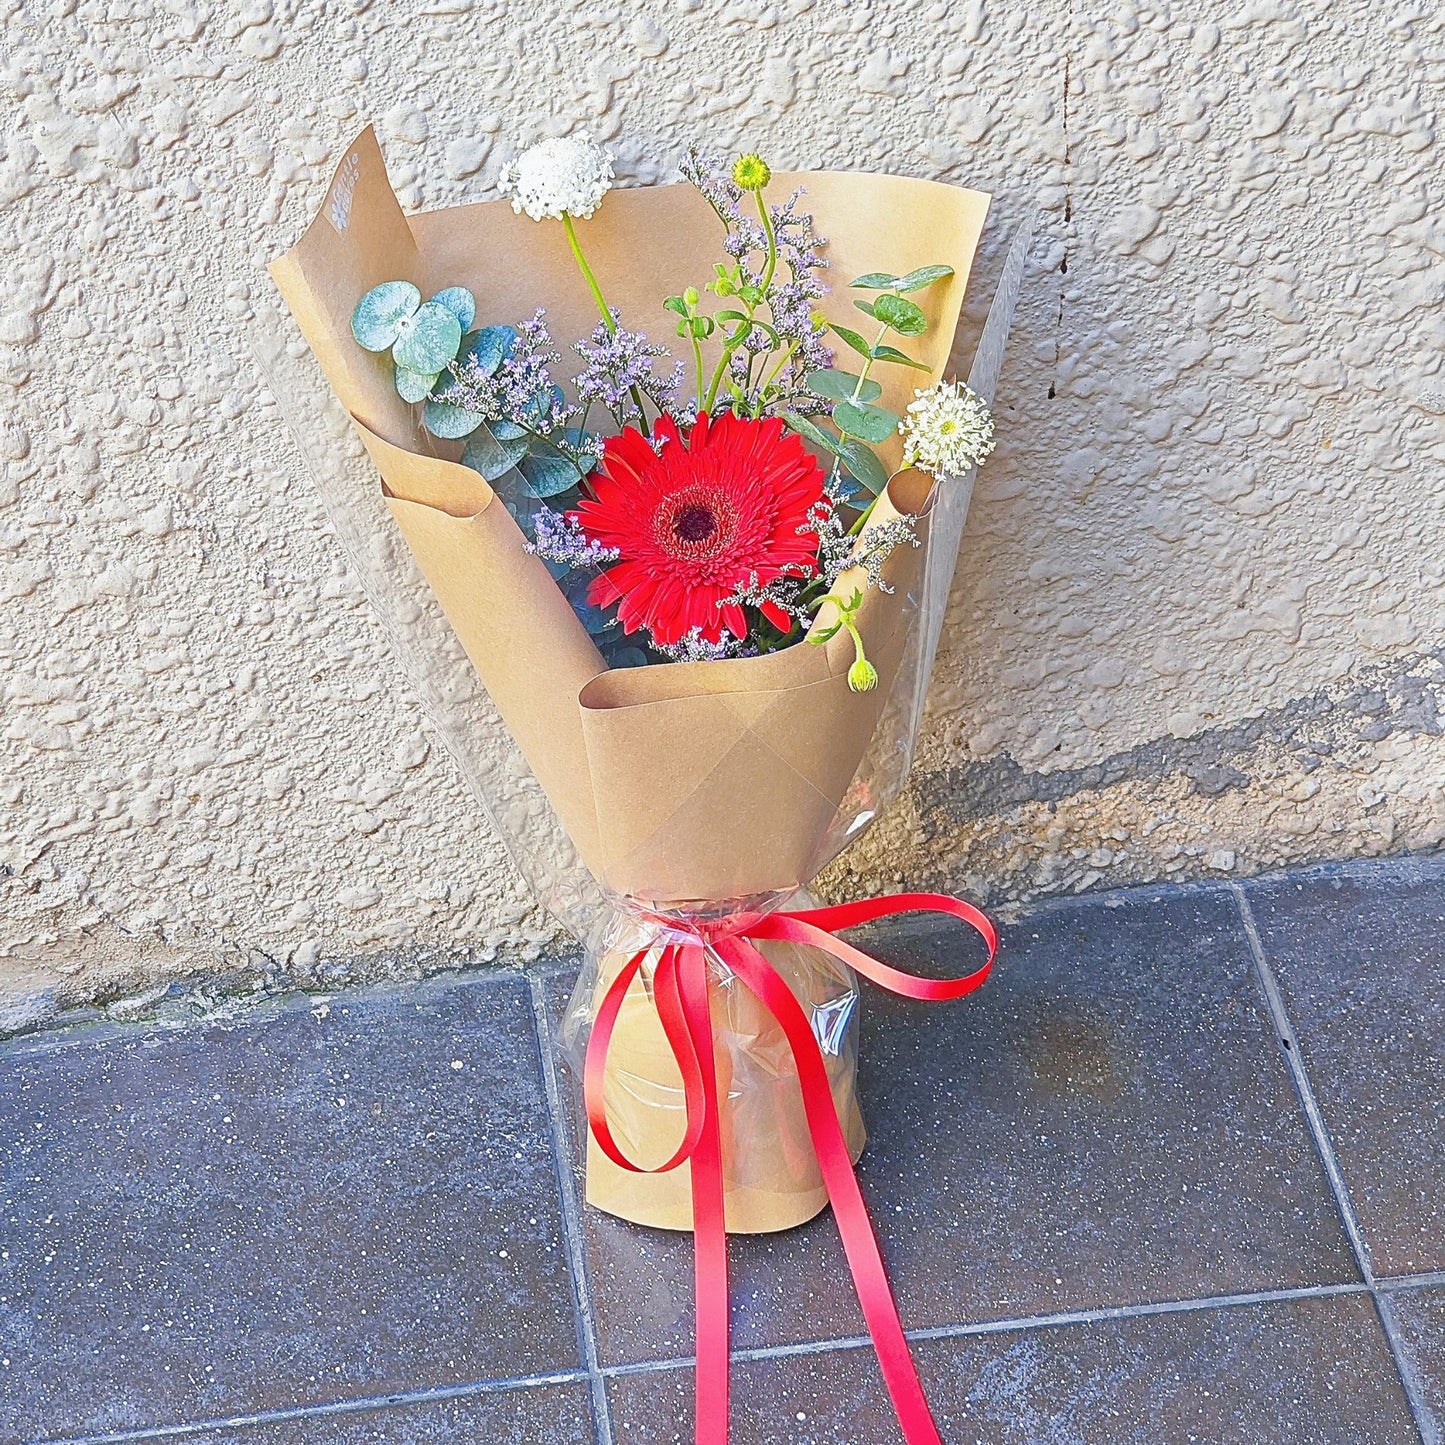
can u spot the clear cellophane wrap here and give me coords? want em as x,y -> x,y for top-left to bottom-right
259,127 -> 1031,1232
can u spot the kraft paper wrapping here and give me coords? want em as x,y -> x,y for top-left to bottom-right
270,128 -> 990,1232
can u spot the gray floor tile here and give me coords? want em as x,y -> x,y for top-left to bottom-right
1387,1286 -> 1445,1441
606,1293 -> 1418,1444
138,1381 -> 596,1444
1245,856 -> 1445,1276
565,889 -> 1357,1365
0,978 -> 580,1443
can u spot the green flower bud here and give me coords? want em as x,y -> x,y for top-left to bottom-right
731,153 -> 772,191
848,657 -> 879,693
684,286 -> 699,307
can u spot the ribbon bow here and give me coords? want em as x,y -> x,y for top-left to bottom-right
585,892 -> 997,1444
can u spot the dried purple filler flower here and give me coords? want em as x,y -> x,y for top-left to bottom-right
437,308 -> 579,438
525,505 -> 620,567
574,309 -> 686,428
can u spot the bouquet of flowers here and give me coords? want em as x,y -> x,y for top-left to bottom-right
266,126 -> 1030,1445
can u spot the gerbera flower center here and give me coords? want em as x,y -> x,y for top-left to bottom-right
673,503 -> 717,543
654,486 -> 737,562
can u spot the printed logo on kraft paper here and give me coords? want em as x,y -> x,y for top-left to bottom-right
328,152 -> 361,233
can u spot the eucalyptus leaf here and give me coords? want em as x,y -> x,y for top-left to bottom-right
853,298 -> 878,319
429,286 -> 476,331
465,421 -> 528,479
850,272 -> 898,290
424,398 -> 485,439
805,369 -> 881,404
833,399 -> 900,444
394,365 -> 438,404
518,449 -> 581,498
522,384 -> 566,427
393,301 -> 463,375
605,645 -> 649,669
784,411 -> 843,457
352,281 -> 421,351
829,323 -> 874,358
461,324 -> 514,378
871,344 -> 932,372
872,293 -> 928,336
461,425 -> 530,479
894,264 -> 954,293
840,439 -> 890,495
491,418 -> 529,441
562,573 -> 617,635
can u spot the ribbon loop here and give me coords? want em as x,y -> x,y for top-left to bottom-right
582,891 -> 998,1445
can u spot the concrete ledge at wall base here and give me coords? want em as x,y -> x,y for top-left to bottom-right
5,848 -> 1445,1048
823,643 -> 1445,905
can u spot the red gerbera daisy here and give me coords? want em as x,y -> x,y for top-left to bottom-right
575,411 -> 827,648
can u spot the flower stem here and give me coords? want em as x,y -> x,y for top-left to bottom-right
564,211 -> 614,333
691,332 -> 705,412
564,210 -> 650,425
756,189 -> 778,296
827,320 -> 894,496
701,188 -> 782,416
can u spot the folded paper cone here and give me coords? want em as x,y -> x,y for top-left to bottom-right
270,128 -> 991,1231
270,127 -> 988,903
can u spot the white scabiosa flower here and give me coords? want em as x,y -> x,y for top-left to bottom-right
899,379 -> 996,477
498,137 -> 615,221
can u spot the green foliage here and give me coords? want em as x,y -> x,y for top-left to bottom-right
461,426 -> 530,481
832,400 -> 899,444
840,439 -> 889,494
394,365 -> 439,403
391,300 -> 463,375
829,323 -> 874,358
895,264 -> 954,293
518,448 -> 579,498
463,325 -> 515,376
425,397 -> 485,439
871,344 -> 932,372
805,369 -> 881,404
430,286 -> 476,331
351,282 -> 421,350
848,265 -> 953,294
784,411 -> 843,457
872,293 -> 927,336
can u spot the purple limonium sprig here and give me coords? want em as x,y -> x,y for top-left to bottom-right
575,309 -> 687,428
680,148 -> 833,417
436,308 -> 579,436
525,505 -> 620,567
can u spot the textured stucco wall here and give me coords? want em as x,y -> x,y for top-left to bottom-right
2,0 -> 1443,1022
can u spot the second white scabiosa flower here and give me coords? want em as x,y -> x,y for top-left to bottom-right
899,379 -> 996,478
499,136 -> 615,221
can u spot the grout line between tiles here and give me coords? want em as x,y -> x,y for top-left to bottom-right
597,1278 -> 1373,1379
1230,884 -> 1375,1276
37,1279 -> 1392,1444
19,1371 -> 593,1445
1379,1271 -> 1445,1293
529,974 -> 617,1445
1231,883 -> 1437,1445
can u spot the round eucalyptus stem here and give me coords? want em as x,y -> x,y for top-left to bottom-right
828,319 -> 894,497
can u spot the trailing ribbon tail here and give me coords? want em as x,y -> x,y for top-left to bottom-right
583,893 -> 998,1445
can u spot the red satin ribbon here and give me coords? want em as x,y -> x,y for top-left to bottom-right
584,892 -> 997,1444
